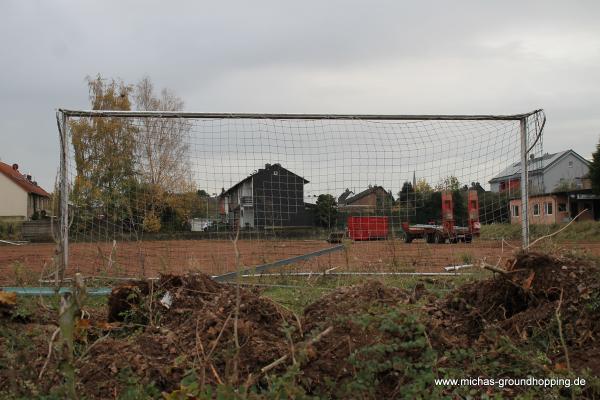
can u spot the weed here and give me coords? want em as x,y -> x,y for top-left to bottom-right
457,251 -> 473,265
0,220 -> 22,240
117,368 -> 161,400
11,262 -> 33,286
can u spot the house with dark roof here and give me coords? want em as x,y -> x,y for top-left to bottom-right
488,149 -> 599,225
338,185 -> 394,214
489,149 -> 590,195
0,162 -> 50,220
218,163 -> 310,229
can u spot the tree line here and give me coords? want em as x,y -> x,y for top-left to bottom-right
312,178 -> 509,229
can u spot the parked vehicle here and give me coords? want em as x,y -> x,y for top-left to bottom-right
401,190 -> 480,244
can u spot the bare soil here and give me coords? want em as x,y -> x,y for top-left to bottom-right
2,238 -> 600,284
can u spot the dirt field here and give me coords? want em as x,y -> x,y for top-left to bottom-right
2,238 -> 599,284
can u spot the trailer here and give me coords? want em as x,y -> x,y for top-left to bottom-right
347,216 -> 389,241
401,190 -> 480,244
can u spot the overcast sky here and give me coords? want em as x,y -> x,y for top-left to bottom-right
1,1 -> 599,191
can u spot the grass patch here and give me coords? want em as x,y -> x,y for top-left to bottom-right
254,270 -> 491,312
481,221 -> 600,241
0,220 -> 22,240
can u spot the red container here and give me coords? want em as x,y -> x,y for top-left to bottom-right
347,216 -> 389,240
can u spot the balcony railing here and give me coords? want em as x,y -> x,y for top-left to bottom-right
240,196 -> 253,207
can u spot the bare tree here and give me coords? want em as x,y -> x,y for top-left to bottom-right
133,77 -> 194,231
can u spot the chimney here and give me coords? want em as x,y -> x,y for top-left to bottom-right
12,163 -> 18,171
265,163 -> 271,169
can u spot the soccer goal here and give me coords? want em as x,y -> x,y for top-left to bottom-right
55,109 -> 545,281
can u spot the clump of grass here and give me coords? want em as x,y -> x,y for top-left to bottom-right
0,220 -> 22,240
11,262 -> 37,286
457,252 -> 474,265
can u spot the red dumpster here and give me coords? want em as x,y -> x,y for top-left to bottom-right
347,216 -> 389,240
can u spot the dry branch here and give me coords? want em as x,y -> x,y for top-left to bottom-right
260,325 -> 334,375
526,209 -> 588,250
38,327 -> 60,380
555,289 -> 572,373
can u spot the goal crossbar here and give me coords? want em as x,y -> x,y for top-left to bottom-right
58,108 -> 543,121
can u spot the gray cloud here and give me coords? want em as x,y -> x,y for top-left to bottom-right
1,0 -> 599,190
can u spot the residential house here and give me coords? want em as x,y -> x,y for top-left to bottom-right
491,149 -> 599,225
0,162 -> 50,221
338,185 -> 394,214
219,163 -> 310,229
489,149 -> 590,195
509,190 -> 599,225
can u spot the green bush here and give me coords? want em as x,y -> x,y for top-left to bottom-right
0,220 -> 22,240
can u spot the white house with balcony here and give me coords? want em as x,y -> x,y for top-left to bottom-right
489,149 -> 590,195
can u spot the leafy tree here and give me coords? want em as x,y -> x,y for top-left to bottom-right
161,190 -> 201,231
588,140 -> 600,194
314,194 -> 338,229
414,178 -> 432,193
435,176 -> 461,192
375,190 -> 394,215
142,211 -> 162,233
397,182 -> 416,222
397,181 -> 414,203
479,191 -> 509,224
414,191 -> 441,224
70,75 -> 139,232
452,189 -> 468,225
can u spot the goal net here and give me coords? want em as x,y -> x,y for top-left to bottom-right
56,110 -> 545,280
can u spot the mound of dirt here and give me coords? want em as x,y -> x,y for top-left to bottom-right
79,273 -> 296,398
427,251 -> 600,373
303,280 -> 411,332
300,281 -> 427,398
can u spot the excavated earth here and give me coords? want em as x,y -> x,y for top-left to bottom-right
1,249 -> 600,398
426,251 -> 600,375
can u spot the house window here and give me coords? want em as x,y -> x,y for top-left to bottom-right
511,205 -> 519,217
533,203 -> 540,216
273,171 -> 279,176
568,161 -> 573,168
558,203 -> 567,212
545,202 -> 553,215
